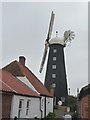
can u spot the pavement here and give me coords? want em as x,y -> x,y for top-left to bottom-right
54,105 -> 74,118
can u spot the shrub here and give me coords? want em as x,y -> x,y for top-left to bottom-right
41,112 -> 56,120
46,112 -> 56,118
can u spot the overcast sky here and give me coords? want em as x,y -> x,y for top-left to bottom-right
1,2 -> 88,96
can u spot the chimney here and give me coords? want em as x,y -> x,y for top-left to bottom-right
50,83 -> 56,96
50,87 -> 54,96
19,56 -> 26,66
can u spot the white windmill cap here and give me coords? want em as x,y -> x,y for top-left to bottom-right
49,37 -> 65,46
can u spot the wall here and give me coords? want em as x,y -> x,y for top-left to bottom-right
40,96 -> 45,118
80,95 -> 90,118
0,92 -> 2,119
46,97 -> 53,116
10,95 -> 41,118
1,93 -> 53,119
2,93 -> 12,118
40,96 -> 53,118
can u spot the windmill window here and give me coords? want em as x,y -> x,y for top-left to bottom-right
52,65 -> 56,69
53,49 -> 57,53
53,57 -> 56,61
52,74 -> 56,78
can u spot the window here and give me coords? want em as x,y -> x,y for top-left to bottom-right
18,99 -> 23,118
53,57 -> 56,61
53,49 -> 57,53
52,65 -> 56,69
26,100 -> 30,116
19,100 -> 22,108
52,74 -> 56,78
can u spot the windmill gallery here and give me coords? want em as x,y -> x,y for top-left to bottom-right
39,11 -> 75,105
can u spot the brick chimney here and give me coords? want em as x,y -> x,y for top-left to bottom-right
50,83 -> 56,96
19,56 -> 26,66
50,87 -> 54,96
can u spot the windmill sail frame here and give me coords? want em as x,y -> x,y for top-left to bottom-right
46,11 -> 55,42
39,11 -> 55,73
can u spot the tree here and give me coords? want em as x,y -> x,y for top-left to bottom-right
67,95 -> 77,112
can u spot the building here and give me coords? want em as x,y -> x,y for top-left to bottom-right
79,84 -> 90,118
0,56 -> 54,119
0,69 -> 41,119
44,37 -> 68,105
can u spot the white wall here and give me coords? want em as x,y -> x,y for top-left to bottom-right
40,96 -> 54,117
46,97 -> 53,116
10,95 -> 41,118
40,96 -> 45,118
10,95 -> 53,118
15,77 -> 54,118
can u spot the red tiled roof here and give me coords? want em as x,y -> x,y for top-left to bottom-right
18,62 -> 52,96
3,60 -> 53,97
2,61 -> 24,76
0,70 -> 39,97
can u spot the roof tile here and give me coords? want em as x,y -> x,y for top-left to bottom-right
0,70 -> 39,97
3,60 -> 53,97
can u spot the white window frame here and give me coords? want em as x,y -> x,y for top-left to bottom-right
52,65 -> 56,69
53,49 -> 57,53
53,57 -> 56,61
52,74 -> 56,78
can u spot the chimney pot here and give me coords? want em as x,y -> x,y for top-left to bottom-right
19,56 -> 26,66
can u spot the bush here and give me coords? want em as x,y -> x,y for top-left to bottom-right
72,111 -> 78,119
41,112 -> 56,120
43,112 -> 56,120
46,112 -> 56,118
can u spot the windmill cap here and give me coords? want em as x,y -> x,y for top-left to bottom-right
49,37 -> 65,46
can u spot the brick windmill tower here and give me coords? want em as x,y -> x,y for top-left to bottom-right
39,11 -> 75,105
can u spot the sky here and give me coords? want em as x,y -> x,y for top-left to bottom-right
1,2 -> 88,96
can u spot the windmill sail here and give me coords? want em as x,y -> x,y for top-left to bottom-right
39,11 -> 55,73
39,43 -> 48,73
46,11 -> 55,42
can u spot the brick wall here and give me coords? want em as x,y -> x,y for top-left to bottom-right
88,95 -> 90,118
80,95 -> 90,118
0,93 -> 2,119
2,92 -> 12,118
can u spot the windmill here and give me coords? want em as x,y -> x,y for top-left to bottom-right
39,11 -> 75,105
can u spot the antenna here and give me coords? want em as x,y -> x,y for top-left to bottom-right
39,11 -> 55,73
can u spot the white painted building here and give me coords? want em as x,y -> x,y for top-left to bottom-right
10,95 -> 41,118
10,94 -> 53,119
1,56 -> 54,119
16,76 -> 54,118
